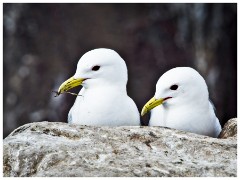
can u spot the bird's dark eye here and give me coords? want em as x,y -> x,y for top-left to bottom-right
170,84 -> 178,90
92,65 -> 100,71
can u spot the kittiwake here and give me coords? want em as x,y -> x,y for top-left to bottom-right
141,67 -> 221,137
57,48 -> 140,126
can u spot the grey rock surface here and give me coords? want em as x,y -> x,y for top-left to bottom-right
3,120 -> 237,177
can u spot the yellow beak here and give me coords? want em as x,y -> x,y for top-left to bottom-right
141,97 -> 164,116
57,77 -> 85,95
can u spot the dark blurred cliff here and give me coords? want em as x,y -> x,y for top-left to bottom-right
3,3 -> 237,138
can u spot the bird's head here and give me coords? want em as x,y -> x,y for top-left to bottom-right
57,48 -> 128,95
141,67 -> 209,116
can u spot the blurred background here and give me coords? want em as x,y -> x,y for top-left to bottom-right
3,3 -> 237,138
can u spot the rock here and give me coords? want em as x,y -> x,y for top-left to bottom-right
218,118 -> 237,139
3,120 -> 237,177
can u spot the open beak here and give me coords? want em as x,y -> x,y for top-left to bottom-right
141,97 -> 171,116
57,77 -> 85,95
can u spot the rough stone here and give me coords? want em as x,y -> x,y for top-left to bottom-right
3,120 -> 237,177
218,118 -> 237,139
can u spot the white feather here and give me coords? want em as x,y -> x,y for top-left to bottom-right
68,48 -> 140,126
149,67 -> 221,137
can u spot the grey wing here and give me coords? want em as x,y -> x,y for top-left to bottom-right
209,99 -> 222,136
209,99 -> 216,112
68,108 -> 73,124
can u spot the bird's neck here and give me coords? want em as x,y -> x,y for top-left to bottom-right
81,84 -> 127,95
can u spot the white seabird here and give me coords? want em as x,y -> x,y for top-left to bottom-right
57,48 -> 140,126
141,67 -> 221,137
